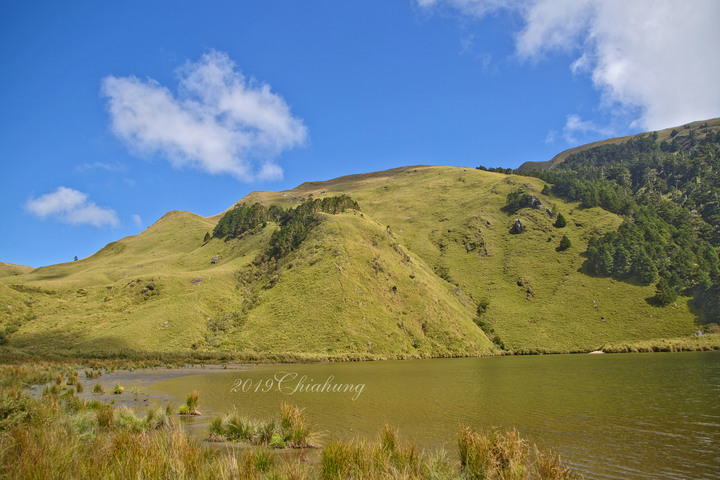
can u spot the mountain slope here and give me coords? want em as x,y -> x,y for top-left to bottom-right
518,117 -> 720,172
0,166 -> 702,357
0,262 -> 33,278
516,119 -> 720,323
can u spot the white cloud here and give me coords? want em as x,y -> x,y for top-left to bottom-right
416,0 -> 720,131
563,114 -> 612,144
101,50 -> 307,182
25,187 -> 119,228
544,129 -> 557,145
131,214 -> 142,227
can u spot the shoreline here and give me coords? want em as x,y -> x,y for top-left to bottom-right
2,332 -> 719,369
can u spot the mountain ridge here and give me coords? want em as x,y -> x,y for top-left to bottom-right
518,117 -> 720,172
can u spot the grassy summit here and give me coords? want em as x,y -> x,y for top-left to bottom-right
0,166 -> 703,358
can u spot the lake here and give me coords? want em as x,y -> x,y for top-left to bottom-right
147,352 -> 720,479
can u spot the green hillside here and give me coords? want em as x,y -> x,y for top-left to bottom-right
0,262 -> 33,278
1,164 -> 703,358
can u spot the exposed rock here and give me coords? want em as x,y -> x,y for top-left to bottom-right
211,255 -> 219,264
517,277 -> 535,300
510,219 -> 525,234
528,195 -> 544,210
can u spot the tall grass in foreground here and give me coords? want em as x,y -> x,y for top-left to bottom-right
319,425 -> 581,480
456,426 -> 581,480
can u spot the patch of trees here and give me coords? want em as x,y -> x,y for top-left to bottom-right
503,190 -> 534,214
476,165 -> 515,175
213,195 -> 359,259
521,126 -> 720,319
213,203 -> 283,239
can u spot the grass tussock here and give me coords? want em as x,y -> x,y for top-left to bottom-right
457,426 -> 582,480
178,390 -> 201,415
208,402 -> 313,448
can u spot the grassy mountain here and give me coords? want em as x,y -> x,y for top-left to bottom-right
2,164 -> 704,357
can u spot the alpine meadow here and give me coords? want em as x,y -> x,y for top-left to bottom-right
3,120 -> 719,360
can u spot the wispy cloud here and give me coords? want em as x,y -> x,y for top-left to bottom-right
563,114 -> 612,144
131,214 -> 142,228
416,0 -> 720,131
25,187 -> 119,228
101,50 -> 307,182
76,162 -> 125,172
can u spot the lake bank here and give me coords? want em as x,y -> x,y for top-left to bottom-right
2,332 -> 718,368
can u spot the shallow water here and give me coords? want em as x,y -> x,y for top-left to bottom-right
147,352 -> 720,479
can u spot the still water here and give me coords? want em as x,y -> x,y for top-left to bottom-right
148,352 -> 720,479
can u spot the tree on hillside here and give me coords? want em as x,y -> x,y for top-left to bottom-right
557,235 -> 572,251
654,278 -> 678,306
633,251 -> 658,285
612,245 -> 632,279
554,213 -> 567,228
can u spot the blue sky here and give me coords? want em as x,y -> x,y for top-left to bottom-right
2,0 -> 719,268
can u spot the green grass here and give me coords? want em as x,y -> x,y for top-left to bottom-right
208,402 -> 314,448
178,390 -> 201,415
0,262 -> 33,278
0,165 -> 703,357
599,333 -> 720,353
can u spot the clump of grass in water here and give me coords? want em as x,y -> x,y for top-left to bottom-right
458,425 -> 527,479
178,390 -> 201,415
92,383 -> 104,394
42,383 -> 60,396
207,403 -> 314,448
208,416 -> 227,442
112,384 -> 124,394
533,445 -> 582,480
458,425 -> 581,479
256,418 -> 277,445
280,401 -> 311,448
